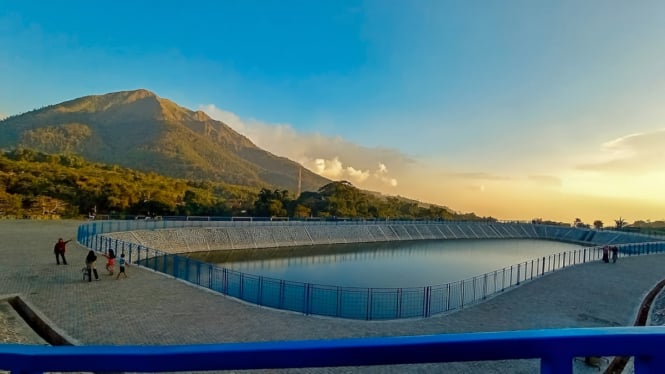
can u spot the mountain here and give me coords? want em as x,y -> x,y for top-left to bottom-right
0,89 -> 330,192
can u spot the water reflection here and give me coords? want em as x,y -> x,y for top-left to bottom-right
186,239 -> 583,288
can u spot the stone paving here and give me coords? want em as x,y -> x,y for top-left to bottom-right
1,219 -> 664,373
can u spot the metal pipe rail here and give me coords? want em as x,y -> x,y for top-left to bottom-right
1,327 -> 664,373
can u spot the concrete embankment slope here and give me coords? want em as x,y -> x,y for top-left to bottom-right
2,219 -> 664,373
100,221 -> 655,254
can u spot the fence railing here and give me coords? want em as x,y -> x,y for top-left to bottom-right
77,221 -> 665,320
2,327 -> 665,373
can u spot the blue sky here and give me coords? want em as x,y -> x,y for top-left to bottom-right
2,1 -> 665,224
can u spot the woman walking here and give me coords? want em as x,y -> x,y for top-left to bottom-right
85,250 -> 99,282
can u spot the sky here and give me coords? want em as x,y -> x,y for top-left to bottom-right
1,1 -> 664,225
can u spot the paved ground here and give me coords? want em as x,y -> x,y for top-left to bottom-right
1,219 -> 664,373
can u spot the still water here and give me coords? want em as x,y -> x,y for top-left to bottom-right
188,239 -> 583,288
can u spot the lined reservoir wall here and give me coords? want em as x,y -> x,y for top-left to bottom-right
98,221 -> 656,255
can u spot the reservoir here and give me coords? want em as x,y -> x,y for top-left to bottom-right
187,239 -> 583,288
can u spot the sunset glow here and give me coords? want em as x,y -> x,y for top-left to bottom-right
2,1 -> 664,225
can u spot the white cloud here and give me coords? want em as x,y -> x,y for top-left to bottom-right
313,157 -> 372,184
200,104 -> 405,190
577,129 -> 665,174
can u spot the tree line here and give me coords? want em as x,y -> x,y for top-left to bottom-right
0,149 -> 484,221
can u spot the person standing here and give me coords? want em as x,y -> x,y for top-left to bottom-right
611,246 -> 619,263
602,245 -> 610,263
85,250 -> 99,282
54,238 -> 72,265
116,253 -> 128,279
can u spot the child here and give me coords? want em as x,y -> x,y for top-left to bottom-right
116,253 -> 128,279
102,249 -> 116,275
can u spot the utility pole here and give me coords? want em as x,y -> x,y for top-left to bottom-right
297,166 -> 302,198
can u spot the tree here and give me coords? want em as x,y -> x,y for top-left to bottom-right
615,217 -> 627,229
253,188 -> 290,217
593,220 -> 603,230
293,204 -> 311,218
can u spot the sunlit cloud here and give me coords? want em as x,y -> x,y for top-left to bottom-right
199,104 -> 405,190
198,104 -> 665,224
313,157 -> 391,185
577,129 -> 665,174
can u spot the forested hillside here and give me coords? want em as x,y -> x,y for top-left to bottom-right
0,89 -> 330,192
0,149 -> 482,221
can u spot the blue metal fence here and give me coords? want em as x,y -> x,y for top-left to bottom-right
2,327 -> 665,373
76,221 -> 665,320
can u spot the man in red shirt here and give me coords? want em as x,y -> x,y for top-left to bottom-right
54,238 -> 72,265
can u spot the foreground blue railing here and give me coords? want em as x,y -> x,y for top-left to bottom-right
2,327 -> 665,373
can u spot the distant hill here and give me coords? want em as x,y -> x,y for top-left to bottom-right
0,89 -> 330,192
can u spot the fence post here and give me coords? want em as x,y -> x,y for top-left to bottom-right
240,273 -> 245,300
516,264 -> 520,286
257,276 -> 263,306
303,283 -> 311,316
493,270 -> 497,294
502,268 -> 506,291
396,288 -> 402,319
542,257 -> 545,275
424,286 -> 431,318
530,260 -> 534,280
162,252 -> 168,275
223,268 -> 228,295
446,283 -> 451,311
208,264 -> 213,290
460,280 -> 465,310
366,287 -> 372,320
483,273 -> 488,299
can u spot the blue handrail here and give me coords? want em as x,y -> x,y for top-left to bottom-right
1,327 -> 664,373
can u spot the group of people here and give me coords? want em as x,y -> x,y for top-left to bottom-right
85,248 -> 128,281
602,245 -> 619,263
53,238 -> 127,281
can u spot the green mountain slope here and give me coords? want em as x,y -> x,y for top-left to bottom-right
0,89 -> 329,191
